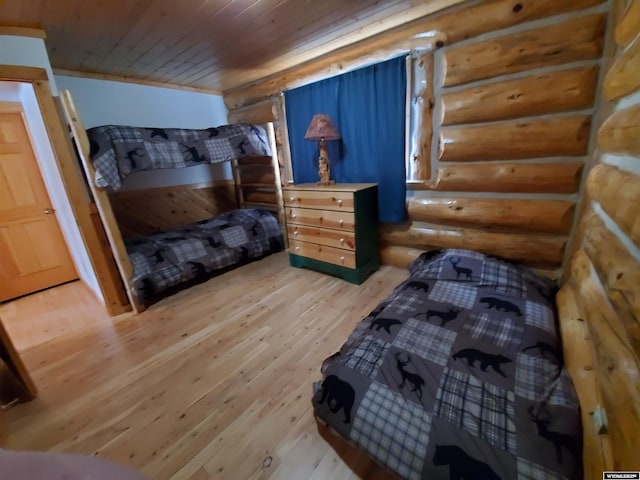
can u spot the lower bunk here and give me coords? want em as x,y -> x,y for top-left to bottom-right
313,248 -> 581,480
125,208 -> 283,307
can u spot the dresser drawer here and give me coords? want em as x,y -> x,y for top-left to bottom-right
284,189 -> 354,212
288,224 -> 355,250
286,207 -> 355,231
290,239 -> 356,268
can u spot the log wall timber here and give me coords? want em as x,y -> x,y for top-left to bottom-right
380,222 -> 565,267
441,66 -> 598,125
556,284 -> 613,478
409,52 -> 435,181
227,100 -> 276,125
597,103 -> 640,155
603,34 -> 640,100
558,5 -> 640,472
615,1 -> 640,46
439,115 -> 591,162
566,250 -> 640,470
586,163 -> 640,245
442,13 -> 605,87
414,162 -> 584,194
108,181 -> 238,238
407,197 -> 575,234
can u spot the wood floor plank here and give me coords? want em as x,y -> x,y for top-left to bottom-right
4,252 -> 407,479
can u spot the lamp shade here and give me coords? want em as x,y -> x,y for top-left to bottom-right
304,114 -> 340,141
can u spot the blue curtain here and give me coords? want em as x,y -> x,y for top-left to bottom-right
285,56 -> 407,223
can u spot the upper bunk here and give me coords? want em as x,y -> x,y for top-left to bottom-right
87,123 -> 272,191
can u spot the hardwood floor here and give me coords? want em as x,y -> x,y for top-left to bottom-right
3,252 -> 408,479
0,279 -> 125,352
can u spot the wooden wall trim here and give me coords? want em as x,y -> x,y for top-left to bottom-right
109,179 -> 235,199
223,0 -> 605,109
0,65 -> 47,82
0,27 -> 46,39
53,68 -> 223,96
441,66 -> 599,125
109,181 -> 238,238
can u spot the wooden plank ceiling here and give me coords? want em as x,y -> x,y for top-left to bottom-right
0,0 -> 461,93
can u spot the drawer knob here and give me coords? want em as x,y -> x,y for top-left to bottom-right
295,246 -> 300,250
339,237 -> 345,244
294,230 -> 298,235
337,199 -> 343,206
289,196 -> 295,202
291,214 -> 297,219
340,256 -> 345,263
339,219 -> 344,226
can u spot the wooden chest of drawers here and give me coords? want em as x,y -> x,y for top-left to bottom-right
283,183 -> 379,284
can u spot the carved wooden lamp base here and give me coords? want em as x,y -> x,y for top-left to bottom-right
304,114 -> 340,186
317,139 -> 335,186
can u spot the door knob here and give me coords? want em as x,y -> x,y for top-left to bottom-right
44,208 -> 55,214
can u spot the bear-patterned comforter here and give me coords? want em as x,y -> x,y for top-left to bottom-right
312,248 -> 581,480
126,208 -> 283,306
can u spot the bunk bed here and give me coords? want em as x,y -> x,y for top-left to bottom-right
60,90 -> 286,312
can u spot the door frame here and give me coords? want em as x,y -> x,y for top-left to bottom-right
0,65 -> 130,315
0,101 -> 79,300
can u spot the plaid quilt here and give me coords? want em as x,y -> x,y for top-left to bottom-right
125,208 -> 283,306
87,124 -> 271,190
313,249 -> 581,480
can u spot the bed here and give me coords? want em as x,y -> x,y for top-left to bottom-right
125,208 -> 283,306
61,90 -> 286,312
86,123 -> 271,191
313,248 -> 581,480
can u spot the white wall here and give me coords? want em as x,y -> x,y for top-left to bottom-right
19,83 -> 102,299
54,76 -> 231,189
0,35 -> 57,94
0,81 -> 102,300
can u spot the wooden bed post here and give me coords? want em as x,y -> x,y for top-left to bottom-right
231,122 -> 288,248
59,90 -> 143,313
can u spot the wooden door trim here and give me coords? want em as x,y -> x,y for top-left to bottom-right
0,65 -> 131,315
0,101 -> 23,113
0,320 -> 37,401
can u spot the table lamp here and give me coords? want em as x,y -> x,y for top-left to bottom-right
304,114 -> 340,185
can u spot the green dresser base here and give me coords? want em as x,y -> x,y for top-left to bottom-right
289,253 -> 379,285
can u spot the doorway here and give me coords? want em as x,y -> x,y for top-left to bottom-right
0,103 -> 77,301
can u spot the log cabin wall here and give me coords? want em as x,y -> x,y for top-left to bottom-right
384,1 -> 609,272
224,0 -> 610,273
555,1 -> 640,474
